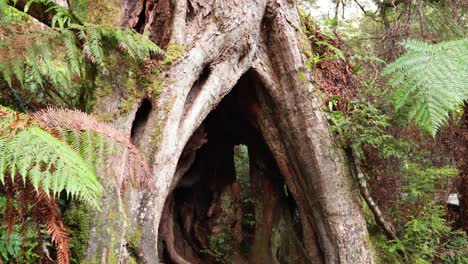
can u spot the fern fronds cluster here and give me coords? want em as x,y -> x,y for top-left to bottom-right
1,104 -> 153,199
0,0 -> 162,107
0,105 -> 103,206
0,24 -> 161,89
383,38 -> 468,136
1,105 -> 153,263
0,105 -> 101,264
75,24 -> 161,67
33,108 -> 154,188
3,177 -> 71,264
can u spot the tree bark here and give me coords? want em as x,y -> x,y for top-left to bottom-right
456,105 -> 468,232
86,0 -> 374,263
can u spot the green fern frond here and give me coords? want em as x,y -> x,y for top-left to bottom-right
0,105 -> 103,207
61,29 -> 83,76
83,26 -> 105,66
383,38 -> 468,136
32,108 -> 153,188
47,5 -> 72,29
1,4 -> 161,107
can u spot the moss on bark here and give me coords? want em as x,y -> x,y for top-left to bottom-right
63,203 -> 91,263
88,0 -> 122,26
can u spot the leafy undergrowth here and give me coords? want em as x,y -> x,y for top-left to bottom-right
301,14 -> 468,264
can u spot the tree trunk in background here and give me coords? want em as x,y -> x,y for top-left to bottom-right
88,0 -> 374,263
456,105 -> 468,232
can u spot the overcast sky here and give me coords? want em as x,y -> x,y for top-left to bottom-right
303,0 -> 377,22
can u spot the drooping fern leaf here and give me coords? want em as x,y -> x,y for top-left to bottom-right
33,108 -> 154,188
382,38 -> 468,136
0,105 -> 103,207
0,105 -> 153,263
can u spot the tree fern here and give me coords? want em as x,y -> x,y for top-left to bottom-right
0,105 -> 102,207
382,38 -> 468,136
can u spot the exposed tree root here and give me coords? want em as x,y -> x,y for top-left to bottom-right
161,195 -> 191,264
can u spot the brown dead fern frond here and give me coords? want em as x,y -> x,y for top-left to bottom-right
2,178 -> 70,264
34,190 -> 70,264
32,108 -> 154,189
3,177 -> 16,238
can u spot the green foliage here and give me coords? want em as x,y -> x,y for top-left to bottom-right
401,163 -> 457,201
399,205 -> 450,262
0,197 -> 44,263
424,2 -> 468,41
0,196 -> 21,261
32,107 -> 152,187
0,2 -> 29,22
60,129 -> 116,176
0,228 -> 22,261
368,163 -> 466,264
439,231 -> 468,264
202,226 -> 234,264
307,4 -> 468,264
0,226 -> 44,263
315,40 -> 346,61
0,105 -> 151,263
383,38 -> 468,136
325,55 -> 467,264
327,96 -> 413,160
63,203 -> 90,263
0,105 -> 103,207
322,38 -> 467,264
234,144 -> 250,188
74,23 -> 161,68
0,0 -> 161,109
384,205 -> 468,264
0,24 -> 160,90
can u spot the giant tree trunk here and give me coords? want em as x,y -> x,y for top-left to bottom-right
88,0 -> 374,263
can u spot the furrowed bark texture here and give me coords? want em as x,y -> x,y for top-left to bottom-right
89,0 -> 374,263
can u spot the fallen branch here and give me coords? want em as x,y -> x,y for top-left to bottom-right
347,149 -> 398,240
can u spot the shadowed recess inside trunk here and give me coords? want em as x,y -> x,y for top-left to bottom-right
161,71 -> 317,264
131,98 -> 152,143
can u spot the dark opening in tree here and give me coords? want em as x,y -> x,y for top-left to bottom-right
131,98 -> 153,143
159,71 -> 315,263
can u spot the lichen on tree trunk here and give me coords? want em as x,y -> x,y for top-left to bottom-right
87,0 -> 375,263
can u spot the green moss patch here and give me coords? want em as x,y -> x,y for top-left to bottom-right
63,203 -> 91,263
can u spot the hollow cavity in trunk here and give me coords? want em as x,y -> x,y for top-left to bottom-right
160,71 -> 318,264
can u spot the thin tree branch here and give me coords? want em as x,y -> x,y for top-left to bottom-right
353,0 -> 381,23
346,148 -> 398,241
65,0 -> 83,25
